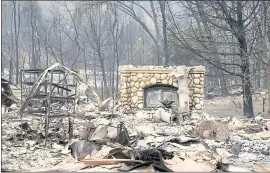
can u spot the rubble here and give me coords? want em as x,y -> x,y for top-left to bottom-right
228,117 -> 247,131
2,65 -> 270,172
194,120 -> 229,142
265,121 -> 270,131
3,110 -> 270,172
166,157 -> 216,172
153,108 -> 180,124
68,140 -> 102,161
253,163 -> 270,172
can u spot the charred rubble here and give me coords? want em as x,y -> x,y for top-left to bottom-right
2,64 -> 270,172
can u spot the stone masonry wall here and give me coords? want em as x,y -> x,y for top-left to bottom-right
119,65 -> 205,111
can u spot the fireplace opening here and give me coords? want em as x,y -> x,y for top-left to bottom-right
144,84 -> 179,108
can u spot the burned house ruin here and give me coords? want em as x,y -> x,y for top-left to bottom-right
119,65 -> 205,113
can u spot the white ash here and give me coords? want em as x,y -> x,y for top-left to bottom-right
2,112 -> 270,171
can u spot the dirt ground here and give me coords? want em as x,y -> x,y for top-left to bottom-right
204,96 -> 270,170
205,96 -> 270,118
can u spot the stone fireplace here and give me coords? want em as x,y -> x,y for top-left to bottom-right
119,65 -> 205,112
144,84 -> 179,108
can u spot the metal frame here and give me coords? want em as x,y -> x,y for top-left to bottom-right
20,68 -> 78,147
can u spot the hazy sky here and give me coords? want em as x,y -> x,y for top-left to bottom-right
36,1 -> 183,33
38,1 -> 155,30
38,1 -> 75,18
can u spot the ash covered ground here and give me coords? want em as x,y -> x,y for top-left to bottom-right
1,96 -> 270,172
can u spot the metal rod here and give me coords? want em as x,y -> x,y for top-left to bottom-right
69,75 -> 77,140
44,70 -> 48,147
20,69 -> 23,105
20,69 -> 24,132
263,98 -> 265,113
45,70 -> 54,147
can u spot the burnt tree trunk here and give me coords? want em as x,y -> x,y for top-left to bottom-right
217,69 -> 228,96
159,1 -> 169,67
9,12 -> 14,83
215,1 -> 255,117
115,42 -> 119,94
129,22 -> 134,65
93,54 -> 97,91
45,32 -> 49,68
111,62 -> 114,96
237,3 -> 254,117
265,14 -> 270,115
9,56 -> 14,83
30,4 -> 36,69
1,53 -> 4,76
150,1 -> 162,66
13,1 -> 20,84
266,48 -> 270,115
112,29 -> 116,97
36,35 -> 41,68
267,64 -> 270,115
255,61 -> 261,89
59,29 -> 64,65
83,47 -> 88,81
240,63 -> 254,117
98,50 -> 108,99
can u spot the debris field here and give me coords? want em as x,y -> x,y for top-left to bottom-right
1,64 -> 270,172
2,109 -> 270,172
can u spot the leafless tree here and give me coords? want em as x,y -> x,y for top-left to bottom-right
81,3 -> 111,99
12,1 -> 21,84
167,1 -> 262,117
108,4 -> 124,95
252,1 -> 270,114
112,1 -> 163,65
159,1 -> 169,67
2,0 -> 269,116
